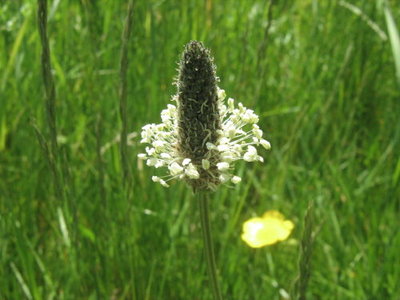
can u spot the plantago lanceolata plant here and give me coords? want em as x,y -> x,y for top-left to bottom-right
138,41 -> 271,191
138,41 -> 271,300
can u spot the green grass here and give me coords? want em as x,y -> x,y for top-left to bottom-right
1,0 -> 400,299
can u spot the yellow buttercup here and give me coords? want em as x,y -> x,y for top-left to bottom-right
241,210 -> 294,248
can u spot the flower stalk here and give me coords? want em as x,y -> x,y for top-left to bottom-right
180,41 -> 223,299
198,192 -> 223,300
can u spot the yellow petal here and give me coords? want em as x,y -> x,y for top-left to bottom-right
262,210 -> 284,220
241,211 -> 294,248
241,218 -> 277,248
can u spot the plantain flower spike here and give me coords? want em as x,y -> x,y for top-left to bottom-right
138,41 -> 271,191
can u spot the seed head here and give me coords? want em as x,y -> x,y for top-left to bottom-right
138,41 -> 271,191
176,41 -> 221,190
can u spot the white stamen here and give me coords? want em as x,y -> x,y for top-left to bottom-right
139,86 -> 270,189
202,159 -> 210,170
182,158 -> 191,166
185,163 -> 200,179
217,162 -> 230,171
231,176 -> 242,184
168,162 -> 184,175
138,153 -> 147,160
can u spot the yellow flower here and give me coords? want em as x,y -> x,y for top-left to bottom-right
241,210 -> 294,248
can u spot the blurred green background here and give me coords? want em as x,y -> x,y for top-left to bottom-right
1,0 -> 400,299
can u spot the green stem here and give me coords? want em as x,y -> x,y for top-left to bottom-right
198,192 -> 223,300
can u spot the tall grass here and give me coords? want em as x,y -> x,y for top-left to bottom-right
119,0 -> 134,184
383,1 -> 400,86
1,0 -> 399,299
37,0 -> 62,201
292,202 -> 314,300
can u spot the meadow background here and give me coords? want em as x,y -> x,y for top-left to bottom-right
1,0 -> 400,299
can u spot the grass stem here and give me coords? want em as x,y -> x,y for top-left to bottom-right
37,0 -> 63,202
119,0 -> 134,184
293,201 -> 314,300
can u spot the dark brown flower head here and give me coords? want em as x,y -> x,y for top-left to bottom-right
176,41 -> 221,190
138,41 -> 271,190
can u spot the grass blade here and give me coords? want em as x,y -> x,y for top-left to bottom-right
10,262 -> 33,300
384,2 -> 400,86
293,201 -> 315,300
